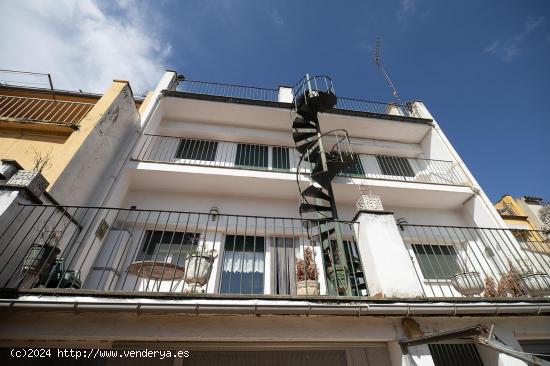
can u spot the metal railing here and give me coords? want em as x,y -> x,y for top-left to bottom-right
399,224 -> 550,298
174,79 -> 425,119
0,204 -> 364,296
0,95 -> 94,127
335,97 -> 422,118
177,79 -> 279,103
133,134 -> 470,187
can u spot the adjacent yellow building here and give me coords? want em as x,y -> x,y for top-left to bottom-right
0,73 -> 149,205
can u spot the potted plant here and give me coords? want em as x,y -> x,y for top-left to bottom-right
296,247 -> 320,295
515,260 -> 550,297
184,247 -> 217,292
21,231 -> 61,288
449,249 -> 484,296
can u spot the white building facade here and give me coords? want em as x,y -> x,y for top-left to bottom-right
0,71 -> 549,365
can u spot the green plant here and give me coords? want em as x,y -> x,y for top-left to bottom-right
296,247 -> 318,281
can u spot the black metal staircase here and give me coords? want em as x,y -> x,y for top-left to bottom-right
291,75 -> 361,295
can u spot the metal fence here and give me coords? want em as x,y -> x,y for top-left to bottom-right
0,95 -> 94,127
174,79 -> 424,119
133,134 -> 470,186
399,224 -> 550,298
0,204 -> 364,297
177,79 -> 279,103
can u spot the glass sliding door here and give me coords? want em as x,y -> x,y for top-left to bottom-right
270,237 -> 299,295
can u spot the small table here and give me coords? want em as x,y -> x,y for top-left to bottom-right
127,261 -> 186,280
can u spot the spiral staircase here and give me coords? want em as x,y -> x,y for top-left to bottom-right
291,75 -> 365,296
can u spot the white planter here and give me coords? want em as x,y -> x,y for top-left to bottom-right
518,273 -> 550,297
296,280 -> 320,296
184,255 -> 212,286
450,271 -> 485,296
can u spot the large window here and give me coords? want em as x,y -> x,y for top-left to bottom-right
429,344 -> 484,366
340,153 -> 365,177
175,138 -> 218,161
220,235 -> 265,294
139,230 -> 200,266
411,244 -> 460,280
272,146 -> 290,171
376,155 -> 415,177
235,143 -> 268,168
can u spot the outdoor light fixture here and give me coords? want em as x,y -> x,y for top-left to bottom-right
209,207 -> 220,222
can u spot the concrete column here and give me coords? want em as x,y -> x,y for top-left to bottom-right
354,210 -> 424,298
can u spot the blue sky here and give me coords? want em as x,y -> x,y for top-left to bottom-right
1,0 -> 549,202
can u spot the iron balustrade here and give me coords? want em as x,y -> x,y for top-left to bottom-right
133,134 -> 471,187
0,95 -> 94,127
177,79 -> 279,103
399,224 -> 550,298
175,79 -> 424,119
0,204 -> 364,297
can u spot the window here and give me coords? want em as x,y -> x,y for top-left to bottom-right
340,153 -> 365,177
175,138 -> 218,161
429,344 -> 484,366
376,155 -> 415,177
220,235 -> 265,294
271,237 -> 299,295
412,244 -> 460,280
272,146 -> 290,171
139,230 -> 200,266
235,143 -> 268,168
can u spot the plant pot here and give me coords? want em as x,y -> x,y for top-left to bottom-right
450,271 -> 485,296
184,255 -> 212,286
518,273 -> 550,297
296,280 -> 320,296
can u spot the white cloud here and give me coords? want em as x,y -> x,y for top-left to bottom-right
483,17 -> 545,62
269,9 -> 285,27
396,0 -> 416,21
0,0 -> 171,95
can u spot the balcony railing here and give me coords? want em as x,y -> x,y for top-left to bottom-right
133,134 -> 471,187
0,95 -> 94,127
399,224 -> 550,298
0,204 -> 364,297
1,204 -> 548,300
175,79 -> 423,119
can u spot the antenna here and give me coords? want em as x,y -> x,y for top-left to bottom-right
374,37 -> 401,102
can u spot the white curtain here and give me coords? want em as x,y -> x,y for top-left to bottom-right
223,251 -> 264,273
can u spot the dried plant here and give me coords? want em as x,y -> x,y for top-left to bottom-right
296,247 -> 318,281
483,277 -> 497,297
496,265 -> 526,297
31,148 -> 53,173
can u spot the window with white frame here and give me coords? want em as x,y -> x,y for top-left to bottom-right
220,235 -> 265,294
272,146 -> 291,171
138,230 -> 200,266
411,244 -> 460,280
376,155 -> 415,177
175,138 -> 218,161
235,143 -> 268,168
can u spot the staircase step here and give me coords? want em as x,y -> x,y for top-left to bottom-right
296,141 -> 317,155
299,203 -> 332,214
302,186 -> 331,201
311,170 -> 335,190
292,117 -> 317,130
317,227 -> 336,242
293,132 -> 317,144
